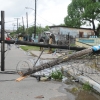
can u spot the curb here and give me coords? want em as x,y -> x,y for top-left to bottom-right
77,75 -> 100,93
62,66 -> 100,94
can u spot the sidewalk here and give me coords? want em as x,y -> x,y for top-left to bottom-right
4,44 -> 32,71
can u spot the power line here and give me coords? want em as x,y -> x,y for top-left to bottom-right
5,20 -> 17,23
36,14 -> 54,25
26,7 -> 54,25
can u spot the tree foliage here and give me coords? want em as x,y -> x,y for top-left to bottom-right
10,25 -> 50,37
17,26 -> 25,34
64,0 -> 100,36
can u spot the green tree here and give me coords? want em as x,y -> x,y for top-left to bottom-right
44,25 -> 50,31
28,26 -> 45,36
17,26 -> 25,34
64,0 -> 100,36
10,26 -> 25,37
10,32 -> 16,37
28,26 -> 34,36
12,25 -> 50,37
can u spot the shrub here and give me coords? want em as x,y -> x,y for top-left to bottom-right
50,70 -> 63,80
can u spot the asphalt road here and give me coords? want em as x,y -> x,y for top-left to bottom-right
0,44 -> 72,100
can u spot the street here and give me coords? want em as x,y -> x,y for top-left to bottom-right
0,44 -> 71,100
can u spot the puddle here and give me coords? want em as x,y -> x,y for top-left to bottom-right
76,90 -> 100,100
63,82 -> 100,100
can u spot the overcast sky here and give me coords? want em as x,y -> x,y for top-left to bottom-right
0,0 -> 72,30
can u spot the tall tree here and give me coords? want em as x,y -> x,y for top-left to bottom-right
64,0 -> 100,36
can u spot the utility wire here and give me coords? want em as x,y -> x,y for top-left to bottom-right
5,20 -> 17,23
36,14 -> 54,25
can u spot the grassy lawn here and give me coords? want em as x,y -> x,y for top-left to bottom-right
20,45 -> 40,51
20,45 -> 56,53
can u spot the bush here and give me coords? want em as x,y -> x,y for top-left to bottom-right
50,70 -> 63,80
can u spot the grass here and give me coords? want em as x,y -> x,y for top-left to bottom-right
82,82 -> 92,91
20,45 -> 40,51
20,45 -> 56,53
50,70 -> 63,80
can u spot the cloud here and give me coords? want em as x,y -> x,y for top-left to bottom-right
37,0 -> 71,26
0,0 -> 71,30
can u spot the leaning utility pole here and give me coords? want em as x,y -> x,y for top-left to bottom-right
34,0 -> 37,39
16,47 -> 94,80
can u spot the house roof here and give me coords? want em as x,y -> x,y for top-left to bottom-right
49,25 -> 93,30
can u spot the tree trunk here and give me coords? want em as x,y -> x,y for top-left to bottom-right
92,19 -> 98,36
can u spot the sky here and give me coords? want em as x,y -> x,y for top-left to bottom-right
0,0 -> 72,30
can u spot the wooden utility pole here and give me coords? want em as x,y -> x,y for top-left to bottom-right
26,12 -> 28,34
16,48 -> 93,76
14,18 -> 20,34
34,0 -> 37,39
22,17 -> 25,33
0,11 -> 5,71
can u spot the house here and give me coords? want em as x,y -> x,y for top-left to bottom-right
49,26 -> 94,38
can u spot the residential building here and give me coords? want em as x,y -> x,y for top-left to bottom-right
49,26 -> 94,38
